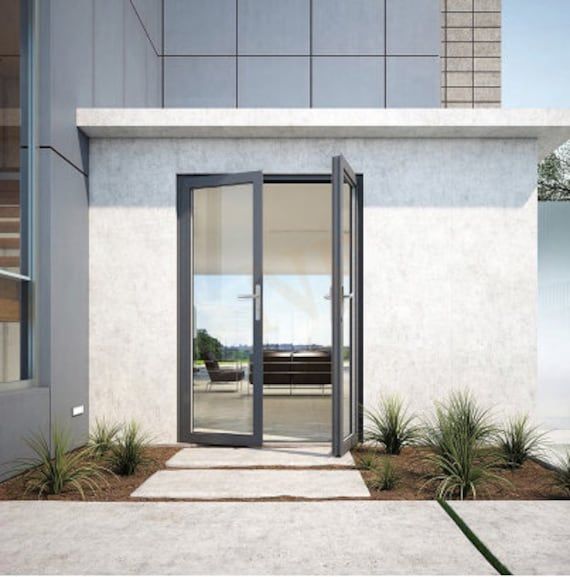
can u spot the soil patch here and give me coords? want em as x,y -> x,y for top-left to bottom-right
352,446 -> 569,500
0,446 -> 179,502
2,445 -> 567,502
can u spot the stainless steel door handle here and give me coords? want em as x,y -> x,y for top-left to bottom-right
238,283 -> 261,321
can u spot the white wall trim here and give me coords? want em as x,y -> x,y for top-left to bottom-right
77,108 -> 570,158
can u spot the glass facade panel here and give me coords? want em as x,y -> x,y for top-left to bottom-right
192,184 -> 254,435
0,0 -> 31,385
263,182 -> 332,442
0,1 -> 22,275
0,277 -> 21,382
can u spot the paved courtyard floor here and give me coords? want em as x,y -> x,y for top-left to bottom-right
2,446 -> 569,574
453,501 -> 570,575
0,501 -> 491,575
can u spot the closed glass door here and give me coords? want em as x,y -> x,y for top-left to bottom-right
332,156 -> 358,456
178,173 -> 263,446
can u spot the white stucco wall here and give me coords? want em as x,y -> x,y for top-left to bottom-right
89,137 -> 538,442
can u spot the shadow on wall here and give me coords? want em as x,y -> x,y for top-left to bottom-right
358,138 -> 537,209
87,138 -> 539,209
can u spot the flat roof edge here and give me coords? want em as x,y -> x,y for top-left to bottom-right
77,108 -> 570,158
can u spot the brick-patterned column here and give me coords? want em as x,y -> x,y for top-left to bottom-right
441,0 -> 501,108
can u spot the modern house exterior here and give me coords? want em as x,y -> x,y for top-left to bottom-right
1,0 -> 569,473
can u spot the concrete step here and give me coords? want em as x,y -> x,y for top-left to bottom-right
166,446 -> 355,469
131,469 -> 370,500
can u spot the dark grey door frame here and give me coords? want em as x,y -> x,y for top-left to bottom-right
177,172 -> 263,447
332,156 -> 360,457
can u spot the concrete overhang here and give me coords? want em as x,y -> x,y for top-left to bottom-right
77,108 -> 570,159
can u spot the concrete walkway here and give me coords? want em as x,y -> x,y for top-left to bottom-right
131,469 -> 370,499
134,446 -> 364,499
453,501 -> 570,575
166,446 -> 355,468
0,501 -> 492,575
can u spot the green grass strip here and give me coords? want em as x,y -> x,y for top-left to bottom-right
437,498 -> 512,575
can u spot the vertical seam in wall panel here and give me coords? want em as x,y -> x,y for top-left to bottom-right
444,0 -> 447,107
161,0 -> 165,107
384,0 -> 387,107
309,0 -> 313,107
472,0 -> 475,107
123,0 -> 127,106
92,0 -> 95,106
235,0 -> 238,107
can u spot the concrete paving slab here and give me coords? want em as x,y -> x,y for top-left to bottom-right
453,501 -> 570,575
0,501 -> 494,574
166,446 -> 355,468
131,469 -> 369,499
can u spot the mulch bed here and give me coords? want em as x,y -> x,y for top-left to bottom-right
0,446 -> 180,502
1,444 -> 567,502
352,445 -> 569,501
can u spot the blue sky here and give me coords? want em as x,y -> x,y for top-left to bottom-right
503,0 -> 570,107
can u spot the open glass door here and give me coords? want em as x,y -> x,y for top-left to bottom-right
332,156 -> 358,456
178,172 -> 263,447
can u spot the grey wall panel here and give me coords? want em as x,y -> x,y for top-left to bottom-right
313,57 -> 385,107
125,2 -> 151,107
386,56 -> 440,107
94,0 -> 162,108
94,0 -> 125,107
146,35 -> 162,106
40,149 -> 89,447
238,57 -> 309,107
131,0 -> 162,54
39,0 -> 93,173
164,0 -> 236,55
238,0 -> 310,55
0,387 -> 50,481
386,0 -> 440,55
312,0 -> 385,55
164,57 -> 236,107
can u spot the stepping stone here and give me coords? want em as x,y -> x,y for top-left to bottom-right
166,446 -> 355,468
131,469 -> 369,499
453,501 -> 570,575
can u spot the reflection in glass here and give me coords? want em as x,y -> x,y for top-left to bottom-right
0,0 -> 24,384
0,277 -> 21,382
263,183 -> 332,441
0,1 -> 22,275
538,203 -> 570,439
192,184 -> 254,435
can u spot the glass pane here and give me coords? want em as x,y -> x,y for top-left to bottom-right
263,182 -> 332,442
342,179 -> 353,440
0,277 -> 21,382
192,184 -> 254,435
0,1 -> 22,275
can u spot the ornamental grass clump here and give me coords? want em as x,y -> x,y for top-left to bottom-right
109,420 -> 151,476
89,418 -> 122,457
364,394 -> 418,454
357,451 -> 379,471
553,453 -> 570,496
421,390 -> 506,500
497,414 -> 547,468
11,426 -> 108,499
370,458 -> 398,492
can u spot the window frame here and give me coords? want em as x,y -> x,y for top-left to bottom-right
0,0 -> 37,389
